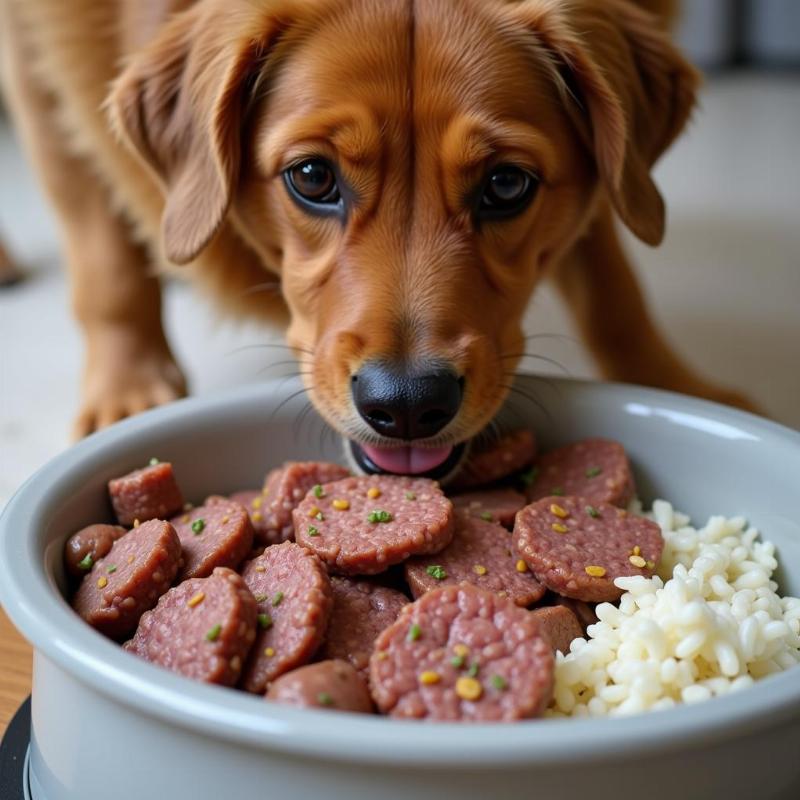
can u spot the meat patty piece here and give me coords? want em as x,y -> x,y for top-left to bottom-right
72,519 -> 181,639
549,595 -> 598,634
514,496 -> 664,603
370,584 -> 554,721
258,462 -> 351,545
318,577 -> 408,678
108,462 -> 184,526
240,542 -> 332,693
530,605 -> 583,654
266,660 -> 373,713
64,523 -> 127,579
171,498 -> 254,581
404,512 -> 545,607
451,430 -> 536,490
294,476 -> 455,576
525,438 -> 635,508
124,567 -> 257,686
450,488 -> 527,529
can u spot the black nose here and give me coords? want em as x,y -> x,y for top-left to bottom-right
352,363 -> 463,440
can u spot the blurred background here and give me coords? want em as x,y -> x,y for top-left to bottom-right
1,0 -> 799,509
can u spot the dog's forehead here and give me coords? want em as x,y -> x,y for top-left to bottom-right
271,0 -> 557,126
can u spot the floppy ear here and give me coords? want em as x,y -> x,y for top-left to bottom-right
512,0 -> 699,245
107,3 -> 290,264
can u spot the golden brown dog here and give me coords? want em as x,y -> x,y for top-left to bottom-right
0,0 -> 754,476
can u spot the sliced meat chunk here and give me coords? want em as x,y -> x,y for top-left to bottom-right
108,462 -> 184,526
240,542 -> 332,693
370,584 -> 554,721
229,490 -> 276,546
258,462 -> 351,545
451,429 -> 536,490
318,577 -> 408,677
294,476 -> 455,575
124,567 -> 257,686
172,498 -> 254,581
450,488 -> 527,529
530,605 -> 583,654
524,438 -> 635,508
72,519 -> 181,639
514,496 -> 664,602
404,512 -> 545,607
266,660 -> 373,713
64,523 -> 127,579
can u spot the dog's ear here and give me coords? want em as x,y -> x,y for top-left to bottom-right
108,3 -> 290,264
512,0 -> 699,245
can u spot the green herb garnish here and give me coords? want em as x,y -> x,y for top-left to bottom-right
405,492 -> 416,501
191,518 -> 205,534
520,467 -> 539,487
205,624 -> 222,642
479,511 -> 493,522
551,487 -> 564,496
258,613 -> 273,629
467,662 -> 479,678
317,692 -> 334,706
315,511 -> 325,521
272,591 -> 284,607
107,565 -> 117,574
426,565 -> 447,580
407,623 -> 422,642
313,484 -> 324,498
585,466 -> 602,478
586,506 -> 600,518
254,593 -> 268,602
367,509 -> 393,524
307,525 -> 320,537
148,457 -> 160,466
490,675 -> 507,690
450,655 -> 465,669
77,554 -> 94,571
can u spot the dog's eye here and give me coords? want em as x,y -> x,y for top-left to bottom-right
478,165 -> 539,219
285,159 -> 341,207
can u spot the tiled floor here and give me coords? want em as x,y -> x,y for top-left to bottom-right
1,72 -> 799,508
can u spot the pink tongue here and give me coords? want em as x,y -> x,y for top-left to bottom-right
361,444 -> 453,475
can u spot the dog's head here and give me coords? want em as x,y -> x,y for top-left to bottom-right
110,0 -> 697,476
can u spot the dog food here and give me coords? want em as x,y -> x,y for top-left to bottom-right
549,595 -> 598,634
450,488 -> 526,528
72,519 -> 182,639
240,542 -> 332,693
108,461 -> 184,526
293,476 -> 455,575
404,512 -> 545,607
452,429 -> 536,490
258,462 -> 351,545
514,496 -> 664,603
172,497 -> 254,581
370,584 -> 554,721
267,659 -> 373,713
530,605 -> 584,655
64,523 -> 127,579
124,567 -> 257,686
229,490 -> 277,546
318,577 -> 409,677
524,438 -> 634,507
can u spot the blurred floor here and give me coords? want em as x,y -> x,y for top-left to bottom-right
1,72 -> 799,508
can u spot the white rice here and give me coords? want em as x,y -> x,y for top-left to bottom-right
547,499 -> 800,718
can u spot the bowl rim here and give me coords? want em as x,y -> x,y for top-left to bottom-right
1,376 -> 799,767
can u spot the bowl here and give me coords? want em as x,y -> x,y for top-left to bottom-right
1,376 -> 799,800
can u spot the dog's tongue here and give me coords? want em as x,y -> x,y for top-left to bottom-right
361,444 -> 453,475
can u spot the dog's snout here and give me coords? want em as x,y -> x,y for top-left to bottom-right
352,363 -> 462,440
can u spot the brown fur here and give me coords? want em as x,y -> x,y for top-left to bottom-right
0,0 -> 755,441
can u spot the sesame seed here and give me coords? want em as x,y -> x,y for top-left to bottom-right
367,487 -> 382,499
551,523 -> 568,534
255,565 -> 266,573
405,492 -> 416,501
550,503 -> 569,518
472,564 -> 487,576
332,499 -> 350,511
251,497 -> 263,509
419,670 -> 441,685
455,676 -> 483,701
221,515 -> 230,524
633,545 -> 641,556
629,555 -> 647,568
133,519 -> 140,528
585,565 -> 606,577
515,559 -> 529,573
182,515 -> 190,524
187,592 -> 205,608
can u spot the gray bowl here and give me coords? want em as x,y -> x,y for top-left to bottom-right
1,376 -> 799,800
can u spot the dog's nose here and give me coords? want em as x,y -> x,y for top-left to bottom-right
352,363 -> 463,440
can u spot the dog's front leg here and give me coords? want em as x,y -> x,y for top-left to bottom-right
553,202 -> 760,414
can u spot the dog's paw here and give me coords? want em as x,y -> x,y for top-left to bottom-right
73,348 -> 187,440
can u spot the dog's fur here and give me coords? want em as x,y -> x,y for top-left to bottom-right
1,0 -> 754,444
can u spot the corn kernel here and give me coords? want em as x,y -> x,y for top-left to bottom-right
187,592 -> 205,608
419,670 -> 441,685
133,519 -> 140,528
455,677 -> 483,701
453,644 -> 469,658
182,515 -> 190,524
367,487 -> 382,499
332,499 -> 350,511
308,506 -> 321,518
633,545 -> 641,556
251,497 -> 263,510
97,577 -> 108,588
550,503 -> 569,519
472,564 -> 488,576
264,647 -> 275,658
515,559 -> 529,573
629,555 -> 647,568
252,512 -> 263,522
585,565 -> 606,577
551,523 -> 569,534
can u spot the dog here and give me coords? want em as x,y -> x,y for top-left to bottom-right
1,0 -> 755,477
